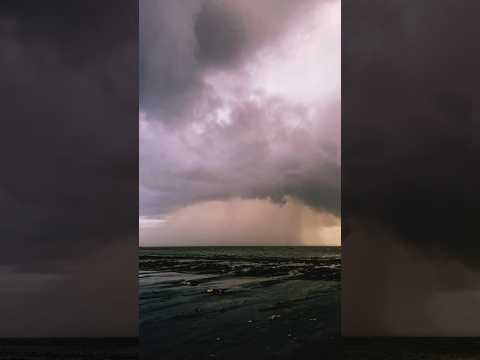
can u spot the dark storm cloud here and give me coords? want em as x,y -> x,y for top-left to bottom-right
140,0 -> 329,122
0,0 -> 137,336
0,0 -> 136,62
140,98 -> 340,217
343,0 -> 480,336
194,1 -> 247,66
0,0 -> 137,268
343,0 -> 479,269
192,0 -> 323,67
140,0 -> 341,223
265,176 -> 340,215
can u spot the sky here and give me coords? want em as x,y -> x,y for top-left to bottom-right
0,0 -> 138,337
139,0 -> 341,247
342,0 -> 480,336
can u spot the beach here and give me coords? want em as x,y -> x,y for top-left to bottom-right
139,246 -> 341,359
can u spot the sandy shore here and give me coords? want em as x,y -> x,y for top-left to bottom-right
140,248 -> 341,359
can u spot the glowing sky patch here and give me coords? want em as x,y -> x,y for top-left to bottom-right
140,197 -> 340,246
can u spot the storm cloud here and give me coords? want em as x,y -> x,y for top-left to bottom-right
343,0 -> 480,335
0,1 -> 137,336
343,0 -> 479,271
140,0 -> 333,118
140,0 -> 341,246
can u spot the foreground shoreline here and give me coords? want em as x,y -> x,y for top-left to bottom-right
140,247 -> 341,359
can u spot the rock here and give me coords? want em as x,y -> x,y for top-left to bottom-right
181,280 -> 199,286
206,288 -> 226,295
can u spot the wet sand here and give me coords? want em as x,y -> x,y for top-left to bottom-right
140,247 -> 341,359
140,248 -> 478,359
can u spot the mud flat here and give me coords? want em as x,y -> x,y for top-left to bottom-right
140,247 -> 341,359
